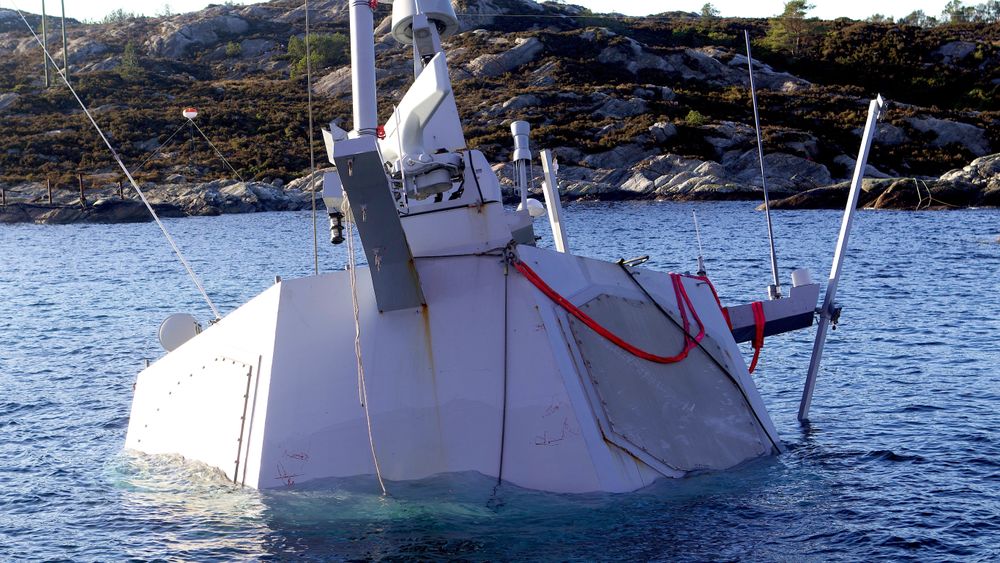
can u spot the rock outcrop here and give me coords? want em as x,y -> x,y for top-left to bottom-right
0,179 -> 315,224
467,37 -> 544,78
770,153 -> 1000,210
146,15 -> 250,58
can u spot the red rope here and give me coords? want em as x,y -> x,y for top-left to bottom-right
680,274 -> 731,329
512,259 -> 704,364
748,301 -> 766,373
368,0 -> 378,10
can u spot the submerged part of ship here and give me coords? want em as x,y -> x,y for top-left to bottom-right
125,0 -> 885,493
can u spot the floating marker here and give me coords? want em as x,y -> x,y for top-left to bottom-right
183,107 -> 199,119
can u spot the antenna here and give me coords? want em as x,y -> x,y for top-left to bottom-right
745,30 -> 782,300
60,0 -> 68,85
41,0 -> 50,87
692,211 -> 706,276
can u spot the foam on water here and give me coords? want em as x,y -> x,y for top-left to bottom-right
1,203 -> 998,560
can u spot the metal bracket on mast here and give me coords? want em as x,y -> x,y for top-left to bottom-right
798,94 -> 886,423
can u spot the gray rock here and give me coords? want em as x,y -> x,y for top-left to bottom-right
726,52 -> 811,91
314,65 -> 388,97
935,41 -> 977,63
580,144 -> 648,170
598,37 -> 669,74
502,94 -> 541,111
146,15 -> 250,58
78,57 -> 120,72
580,28 -> 617,42
907,116 -> 990,156
854,123 -> 909,146
276,0 -> 349,24
832,155 -> 892,179
703,121 -> 755,155
594,97 -> 648,118
467,37 -> 544,78
728,151 -> 833,192
649,121 -> 677,143
0,92 -> 19,112
237,38 -> 277,59
529,60 -> 559,86
939,153 -> 1000,187
457,0 -> 545,31
65,38 -> 109,64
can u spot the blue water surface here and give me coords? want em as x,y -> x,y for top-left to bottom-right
1,202 -> 998,561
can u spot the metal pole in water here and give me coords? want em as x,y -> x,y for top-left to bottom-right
798,95 -> 885,423
745,31 -> 781,300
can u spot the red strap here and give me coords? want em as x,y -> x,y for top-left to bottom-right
512,259 -> 704,364
368,0 -> 378,10
376,125 -> 386,140
682,274 -> 731,329
748,301 -> 766,373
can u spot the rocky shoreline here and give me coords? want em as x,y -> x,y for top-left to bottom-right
2,153 -> 998,225
0,177 -> 318,224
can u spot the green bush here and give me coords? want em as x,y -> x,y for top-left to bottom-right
225,41 -> 242,58
288,33 -> 350,78
685,110 -> 707,126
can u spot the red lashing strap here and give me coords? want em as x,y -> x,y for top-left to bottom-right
512,259 -> 704,364
748,301 -> 766,373
376,125 -> 386,140
684,274 -> 731,329
368,0 -> 378,10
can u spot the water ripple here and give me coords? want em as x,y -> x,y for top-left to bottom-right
1,205 -> 998,560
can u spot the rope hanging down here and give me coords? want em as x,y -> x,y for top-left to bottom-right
509,254 -> 705,364
344,198 -> 387,496
11,3 -> 221,320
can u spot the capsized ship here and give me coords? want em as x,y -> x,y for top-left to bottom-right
126,0 -> 882,493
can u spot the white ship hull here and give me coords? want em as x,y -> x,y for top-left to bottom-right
126,245 -> 781,492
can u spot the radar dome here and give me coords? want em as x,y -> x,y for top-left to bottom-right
387,0 -> 460,45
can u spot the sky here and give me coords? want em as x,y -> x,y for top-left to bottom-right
2,0 -> 959,24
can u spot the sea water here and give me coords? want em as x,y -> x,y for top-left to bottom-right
1,202 -> 998,560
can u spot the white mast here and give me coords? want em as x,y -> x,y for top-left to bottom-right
798,95 -> 885,422
349,0 -> 378,136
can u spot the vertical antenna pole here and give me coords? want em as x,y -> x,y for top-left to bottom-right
693,211 -> 706,276
305,0 -> 319,275
349,0 -> 378,136
60,0 -> 68,85
798,95 -> 885,423
745,30 -> 781,300
41,0 -> 50,87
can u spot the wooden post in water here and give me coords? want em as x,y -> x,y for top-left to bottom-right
47,178 -> 53,204
78,173 -> 87,208
1,187 -> 6,208
118,181 -> 124,199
